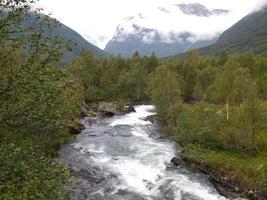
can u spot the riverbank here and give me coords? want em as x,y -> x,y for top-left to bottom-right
60,105 -> 232,200
158,101 -> 267,200
180,145 -> 267,200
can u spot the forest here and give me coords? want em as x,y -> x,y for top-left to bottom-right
1,0 -> 267,199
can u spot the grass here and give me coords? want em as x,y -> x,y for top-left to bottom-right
182,145 -> 267,190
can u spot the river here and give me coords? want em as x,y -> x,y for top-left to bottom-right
59,105 -> 235,200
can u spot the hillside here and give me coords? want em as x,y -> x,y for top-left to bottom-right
23,14 -> 108,64
53,22 -> 108,64
193,6 -> 267,57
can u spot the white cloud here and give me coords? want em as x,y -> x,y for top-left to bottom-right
36,0 -> 267,49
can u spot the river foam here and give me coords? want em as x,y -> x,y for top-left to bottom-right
60,105 -> 240,200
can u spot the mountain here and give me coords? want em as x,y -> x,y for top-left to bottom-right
185,6 -> 267,57
176,3 -> 229,17
105,3 -> 231,58
23,14 -> 108,65
52,22 -> 108,64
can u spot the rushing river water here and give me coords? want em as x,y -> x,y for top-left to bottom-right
60,105 -> 232,200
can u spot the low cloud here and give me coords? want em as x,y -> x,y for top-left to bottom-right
113,4 -> 235,45
254,0 -> 267,11
37,0 -> 266,49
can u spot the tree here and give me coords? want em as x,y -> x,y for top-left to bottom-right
180,50 -> 200,102
66,49 -> 102,102
148,65 -> 182,122
239,86 -> 260,153
208,59 -> 242,120
0,0 -> 82,134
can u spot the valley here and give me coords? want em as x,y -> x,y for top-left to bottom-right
1,1 -> 267,200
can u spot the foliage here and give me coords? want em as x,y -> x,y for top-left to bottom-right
0,1 -> 80,199
181,144 -> 267,195
1,1 -> 267,199
0,132 -> 71,200
148,65 -> 181,123
67,51 -> 161,103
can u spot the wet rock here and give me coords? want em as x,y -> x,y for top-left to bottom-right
67,120 -> 84,135
171,157 -> 182,166
145,115 -> 157,124
149,131 -> 160,139
83,117 -> 99,125
112,189 -> 147,200
126,105 -> 136,113
88,102 -> 99,113
82,101 -> 89,113
98,102 -> 124,117
84,131 -> 97,137
81,106 -> 89,117
101,111 -> 115,117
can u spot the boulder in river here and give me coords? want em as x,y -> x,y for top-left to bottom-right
98,102 -> 125,117
126,105 -> 136,113
171,157 -> 182,166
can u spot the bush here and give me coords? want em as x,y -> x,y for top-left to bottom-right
172,104 -> 225,148
0,133 -> 71,200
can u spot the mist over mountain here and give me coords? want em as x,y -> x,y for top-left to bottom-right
176,3 -> 229,17
105,3 -> 232,57
173,5 -> 267,57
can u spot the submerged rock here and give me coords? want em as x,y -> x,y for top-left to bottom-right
145,115 -> 157,124
171,157 -> 182,166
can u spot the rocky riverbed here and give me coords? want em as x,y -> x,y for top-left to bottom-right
60,105 -> 242,200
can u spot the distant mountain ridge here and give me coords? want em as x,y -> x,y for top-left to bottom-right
174,6 -> 267,57
104,3 -> 230,58
176,3 -> 229,17
105,24 -> 216,57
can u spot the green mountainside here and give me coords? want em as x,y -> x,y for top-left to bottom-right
23,13 -> 108,64
172,6 -> 267,58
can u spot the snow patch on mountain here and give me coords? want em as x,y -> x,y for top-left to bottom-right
108,3 -> 233,45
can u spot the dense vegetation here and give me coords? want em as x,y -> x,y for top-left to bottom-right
67,49 -> 267,196
1,0 -> 267,199
148,51 -> 267,197
68,48 -> 267,154
0,1 -> 82,199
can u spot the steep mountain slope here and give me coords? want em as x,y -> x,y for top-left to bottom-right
193,6 -> 267,56
23,14 -> 108,65
53,22 -> 108,64
105,3 -> 231,58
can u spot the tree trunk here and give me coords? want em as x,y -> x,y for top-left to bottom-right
226,97 -> 229,121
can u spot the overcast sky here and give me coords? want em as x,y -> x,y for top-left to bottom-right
36,0 -> 267,49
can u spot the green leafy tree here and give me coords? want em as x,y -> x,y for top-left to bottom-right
148,65 -> 182,122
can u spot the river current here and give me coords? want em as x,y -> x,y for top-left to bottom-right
60,105 -> 235,200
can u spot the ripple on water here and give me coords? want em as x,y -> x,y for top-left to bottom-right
60,105 -> 237,200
